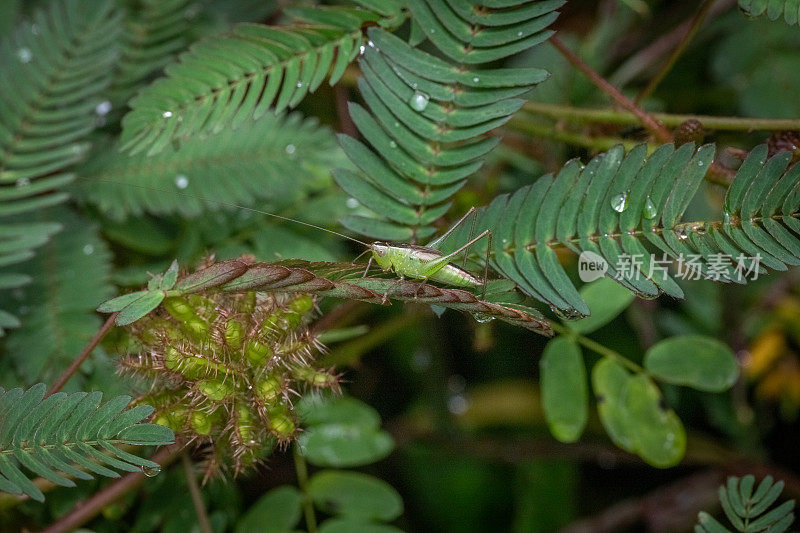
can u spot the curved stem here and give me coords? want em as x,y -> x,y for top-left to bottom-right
549,322 -> 643,373
521,102 -> 800,132
635,0 -> 718,104
549,36 -> 673,143
293,446 -> 317,533
182,453 -> 213,533
46,311 -> 119,397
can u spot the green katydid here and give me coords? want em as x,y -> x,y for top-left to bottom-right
83,179 -> 493,291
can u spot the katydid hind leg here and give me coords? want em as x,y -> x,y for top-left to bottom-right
426,207 -> 476,250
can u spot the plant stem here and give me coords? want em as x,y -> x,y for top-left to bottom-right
549,36 -> 673,143
505,117 -> 646,153
40,444 -> 182,533
549,322 -> 643,373
521,102 -> 800,132
46,311 -> 119,397
635,0 -> 717,104
182,453 -> 213,533
293,446 -> 317,533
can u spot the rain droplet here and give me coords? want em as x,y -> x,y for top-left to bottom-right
296,81 -> 303,88
82,244 -> 94,255
142,465 -> 161,477
408,90 -> 429,112
389,140 -> 397,148
447,394 -> 469,415
15,178 -> 30,188
95,101 -> 112,116
17,48 -> 32,63
610,192 -> 628,213
359,44 -> 366,55
429,28 -> 435,34
285,144 -> 296,155
698,161 -> 704,166
472,77 -> 479,83
174,174 -> 189,189
642,196 -> 657,219
162,111 -> 173,118
723,211 -> 731,225
367,40 -> 375,48
472,312 -> 495,323
517,31 -> 523,37
346,197 -> 359,209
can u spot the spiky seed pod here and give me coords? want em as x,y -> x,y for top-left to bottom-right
122,279 -> 336,476
673,119 -> 705,147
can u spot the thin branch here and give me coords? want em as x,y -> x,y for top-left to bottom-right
46,311 -> 119,397
549,35 -> 673,143
635,0 -> 718,104
182,453 -> 213,533
293,446 -> 317,533
40,444 -> 182,533
521,102 -> 800,132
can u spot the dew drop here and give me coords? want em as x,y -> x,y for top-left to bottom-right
472,77 -> 479,83
162,111 -> 173,118
285,144 -> 296,155
82,244 -> 94,255
610,191 -> 628,213
174,174 -> 189,189
447,394 -> 469,415
517,31 -> 523,37
698,160 -> 704,166
15,178 -> 30,188
429,28 -> 435,34
359,44 -> 366,55
346,197 -> 359,209
367,40 -> 375,48
17,48 -> 32,63
389,140 -> 397,148
95,101 -> 112,116
296,81 -> 303,88
472,312 -> 495,323
642,195 -> 657,219
408,90 -> 430,111
142,465 -> 161,477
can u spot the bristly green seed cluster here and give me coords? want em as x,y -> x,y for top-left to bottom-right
121,289 -> 338,475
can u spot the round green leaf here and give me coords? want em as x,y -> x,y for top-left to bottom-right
571,277 -> 634,334
591,358 -> 636,453
298,395 -> 381,429
308,471 -> 403,522
235,486 -> 302,533
299,425 -> 394,468
623,374 -> 686,468
540,337 -> 588,442
318,518 -> 404,533
644,335 -> 739,392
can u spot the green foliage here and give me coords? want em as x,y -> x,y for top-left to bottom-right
335,0 -> 562,242
0,383 -> 174,502
540,336 -> 587,442
697,475 -> 795,533
119,1 -> 405,155
739,0 -> 800,25
0,0 -> 122,333
76,112 -> 344,220
644,335 -> 739,392
444,143 -> 800,318
2,208 -> 113,385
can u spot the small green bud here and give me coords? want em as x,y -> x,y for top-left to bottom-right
190,411 -> 213,435
236,404 -> 256,443
225,320 -> 244,349
269,410 -> 295,439
289,295 -> 314,314
164,297 -> 196,321
245,339 -> 273,365
197,378 -> 234,401
183,317 -> 210,339
256,376 -> 283,401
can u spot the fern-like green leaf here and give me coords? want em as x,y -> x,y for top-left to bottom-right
0,0 -> 122,332
110,0 -> 194,108
119,2 -> 403,155
335,0 -> 562,242
75,112 -> 344,220
3,208 -> 113,384
441,143 -> 800,318
697,475 -> 795,533
0,383 -> 174,502
739,0 -> 800,25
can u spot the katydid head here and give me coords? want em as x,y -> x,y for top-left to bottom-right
369,242 -> 394,270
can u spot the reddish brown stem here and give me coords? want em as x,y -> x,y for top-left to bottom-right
549,35 -> 673,143
46,312 -> 119,397
39,444 -> 182,533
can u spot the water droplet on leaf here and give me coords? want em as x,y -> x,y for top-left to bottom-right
643,196 -> 657,219
162,111 -> 173,118
15,178 -> 30,188
346,197 -> 359,209
83,244 -> 94,255
408,90 -> 429,111
610,192 -> 628,213
285,144 -> 296,155
175,174 -> 189,189
389,141 -> 397,148
95,101 -> 112,116
142,465 -> 161,477
17,48 -> 32,63
472,312 -> 495,323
